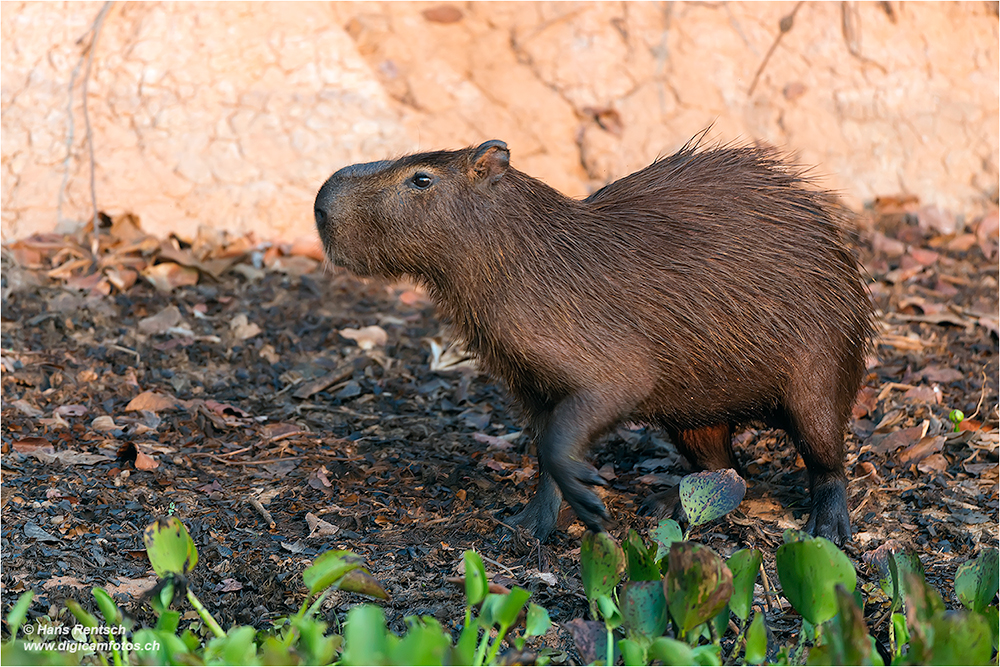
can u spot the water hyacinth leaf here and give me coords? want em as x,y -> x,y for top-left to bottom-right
497,587 -> 532,628
663,541 -> 733,635
581,531 -> 626,604
652,519 -> 683,562
92,587 -> 122,626
341,605 -> 390,666
143,517 -> 198,577
727,548 -> 762,621
5,591 -> 33,639
391,616 -> 450,666
624,529 -> 661,581
954,547 -> 999,614
867,543 -> 923,613
621,580 -> 669,640
927,609 -> 993,665
805,584 -> 874,666
302,550 -> 365,595
596,594 -> 623,629
619,637 -> 646,667
775,536 -> 856,625
679,469 -> 746,527
744,613 -> 767,665
463,550 -> 488,606
338,568 -> 389,600
525,602 -> 551,637
649,637 -> 696,666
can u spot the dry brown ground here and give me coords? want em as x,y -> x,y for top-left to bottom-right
1,203 -> 997,660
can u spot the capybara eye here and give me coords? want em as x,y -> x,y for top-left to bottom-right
410,172 -> 434,189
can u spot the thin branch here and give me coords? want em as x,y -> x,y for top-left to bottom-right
83,1 -> 113,257
747,1 -> 804,97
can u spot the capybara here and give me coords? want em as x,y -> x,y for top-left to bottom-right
314,136 -> 876,545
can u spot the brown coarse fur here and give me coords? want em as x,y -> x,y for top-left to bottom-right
314,134 -> 877,545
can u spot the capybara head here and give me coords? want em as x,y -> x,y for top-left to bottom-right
314,140 -> 511,279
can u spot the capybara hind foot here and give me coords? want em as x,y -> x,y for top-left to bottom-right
804,475 -> 851,545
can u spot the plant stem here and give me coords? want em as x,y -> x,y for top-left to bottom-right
484,622 -> 510,665
185,589 -> 225,639
606,625 -> 613,667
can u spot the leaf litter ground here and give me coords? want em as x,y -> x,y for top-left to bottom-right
1,203 -> 997,661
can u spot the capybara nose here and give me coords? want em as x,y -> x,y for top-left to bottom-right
314,206 -> 327,229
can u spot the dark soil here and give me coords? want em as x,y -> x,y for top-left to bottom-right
1,203 -> 997,662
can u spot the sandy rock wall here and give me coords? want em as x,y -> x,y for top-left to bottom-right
2,1 -> 997,242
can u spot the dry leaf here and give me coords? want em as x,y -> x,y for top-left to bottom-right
902,385 -> 941,404
126,391 -> 183,412
899,435 -> 945,465
259,344 -> 280,364
306,512 -> 340,537
11,400 -> 44,417
13,437 -> 52,453
143,262 -> 199,293
230,313 -> 262,340
138,305 -> 183,335
920,365 -> 964,384
340,325 -> 388,350
134,449 -> 159,470
91,416 -> 118,432
54,404 -> 88,417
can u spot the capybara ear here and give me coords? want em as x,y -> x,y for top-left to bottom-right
470,140 -> 510,186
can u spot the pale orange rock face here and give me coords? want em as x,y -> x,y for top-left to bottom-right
2,1 -> 997,242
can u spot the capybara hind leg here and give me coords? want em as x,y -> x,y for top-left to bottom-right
508,470 -> 562,541
782,390 -> 851,545
642,424 -> 736,518
670,423 -> 737,471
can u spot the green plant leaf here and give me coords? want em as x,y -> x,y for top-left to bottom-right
391,616 -> 451,666
925,609 -> 993,665
867,545 -> 923,613
4,591 -> 33,640
91,587 -> 122,627
463,550 -> 488,607
624,529 -> 661,581
340,605 -> 389,666
691,643 -> 723,666
581,531 -> 626,605
663,541 -> 733,636
338,568 -> 390,600
302,550 -> 365,596
775,536 -> 856,625
207,625 -> 257,666
134,628 -> 191,665
525,602 -> 551,637
955,548 -> 999,614
66,599 -> 99,630
744,612 -> 767,665
143,517 -> 198,577
497,587 -> 532,628
649,636 -> 696,665
596,595 -> 623,630
726,548 -> 762,621
155,609 -> 181,634
618,637 -> 647,666
621,580 -> 668,640
805,584 -> 875,666
652,519 -> 683,562
782,528 -> 812,544
678,469 -> 746,527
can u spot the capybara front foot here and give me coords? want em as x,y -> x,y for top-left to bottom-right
804,475 -> 851,545
551,460 -> 609,534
